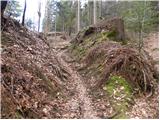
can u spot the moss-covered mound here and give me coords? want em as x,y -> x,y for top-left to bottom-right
104,75 -> 133,118
69,18 -> 157,95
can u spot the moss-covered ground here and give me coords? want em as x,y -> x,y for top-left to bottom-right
103,75 -> 133,119
69,30 -> 134,118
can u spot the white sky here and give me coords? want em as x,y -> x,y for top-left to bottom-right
17,0 -> 87,32
18,0 -> 47,32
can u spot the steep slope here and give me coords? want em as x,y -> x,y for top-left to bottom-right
1,17 -> 158,119
1,18 -> 113,119
1,17 -> 69,118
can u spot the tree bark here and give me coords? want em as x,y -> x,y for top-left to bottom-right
22,0 -> 26,26
98,0 -> 102,19
93,0 -> 97,24
38,2 -> 41,32
54,13 -> 57,39
89,1 -> 93,25
77,0 -> 80,32
1,1 -> 8,17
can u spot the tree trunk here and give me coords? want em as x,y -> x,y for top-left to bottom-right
77,0 -> 80,32
88,1 -> 90,25
22,0 -> 26,26
38,2 -> 41,32
43,0 -> 50,33
62,17 -> 65,32
88,1 -> 93,25
98,0 -> 102,19
54,13 -> 57,40
138,0 -> 146,53
69,26 -> 72,36
1,1 -> 8,17
93,0 -> 97,24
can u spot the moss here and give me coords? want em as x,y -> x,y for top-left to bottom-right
1,34 -> 12,45
70,30 -> 119,61
70,31 -> 108,61
101,31 -> 108,40
104,75 -> 133,119
15,111 -> 23,119
68,44 -> 77,53
83,32 -> 105,45
72,45 -> 86,61
106,30 -> 117,38
106,75 -> 132,94
87,63 -> 103,77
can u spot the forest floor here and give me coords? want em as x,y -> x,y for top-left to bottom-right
46,34 -> 159,119
46,35 -> 114,118
1,17 -> 158,119
144,32 -> 159,70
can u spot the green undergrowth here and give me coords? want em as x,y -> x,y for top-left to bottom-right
69,29 -> 134,118
69,28 -> 128,83
103,75 -> 133,119
69,32 -> 109,61
1,34 -> 13,46
69,29 -> 127,62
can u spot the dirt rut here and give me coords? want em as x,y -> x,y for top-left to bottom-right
57,50 -> 98,118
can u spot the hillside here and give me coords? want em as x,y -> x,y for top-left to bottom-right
1,16 -> 159,119
68,18 -> 159,118
1,17 -> 70,118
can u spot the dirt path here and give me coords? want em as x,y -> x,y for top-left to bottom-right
48,34 -> 98,118
46,33 -> 159,119
57,50 -> 98,118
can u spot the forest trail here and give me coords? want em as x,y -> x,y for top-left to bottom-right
48,34 -> 99,118
46,33 -> 159,119
57,50 -> 98,118
1,0 -> 159,118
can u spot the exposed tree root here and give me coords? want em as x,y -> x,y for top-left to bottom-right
85,42 -> 157,95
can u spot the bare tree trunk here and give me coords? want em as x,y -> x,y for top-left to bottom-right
77,0 -> 80,32
89,1 -> 93,25
62,17 -> 65,32
38,2 -> 41,32
138,0 -> 146,53
93,0 -> 97,24
44,0 -> 50,33
22,0 -> 26,26
98,0 -> 102,19
55,13 -> 57,40
1,1 -> 8,17
88,1 -> 90,25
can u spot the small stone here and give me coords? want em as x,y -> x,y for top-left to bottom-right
43,108 -> 48,114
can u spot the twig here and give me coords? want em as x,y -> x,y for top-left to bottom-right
2,81 -> 25,117
107,111 -> 119,119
